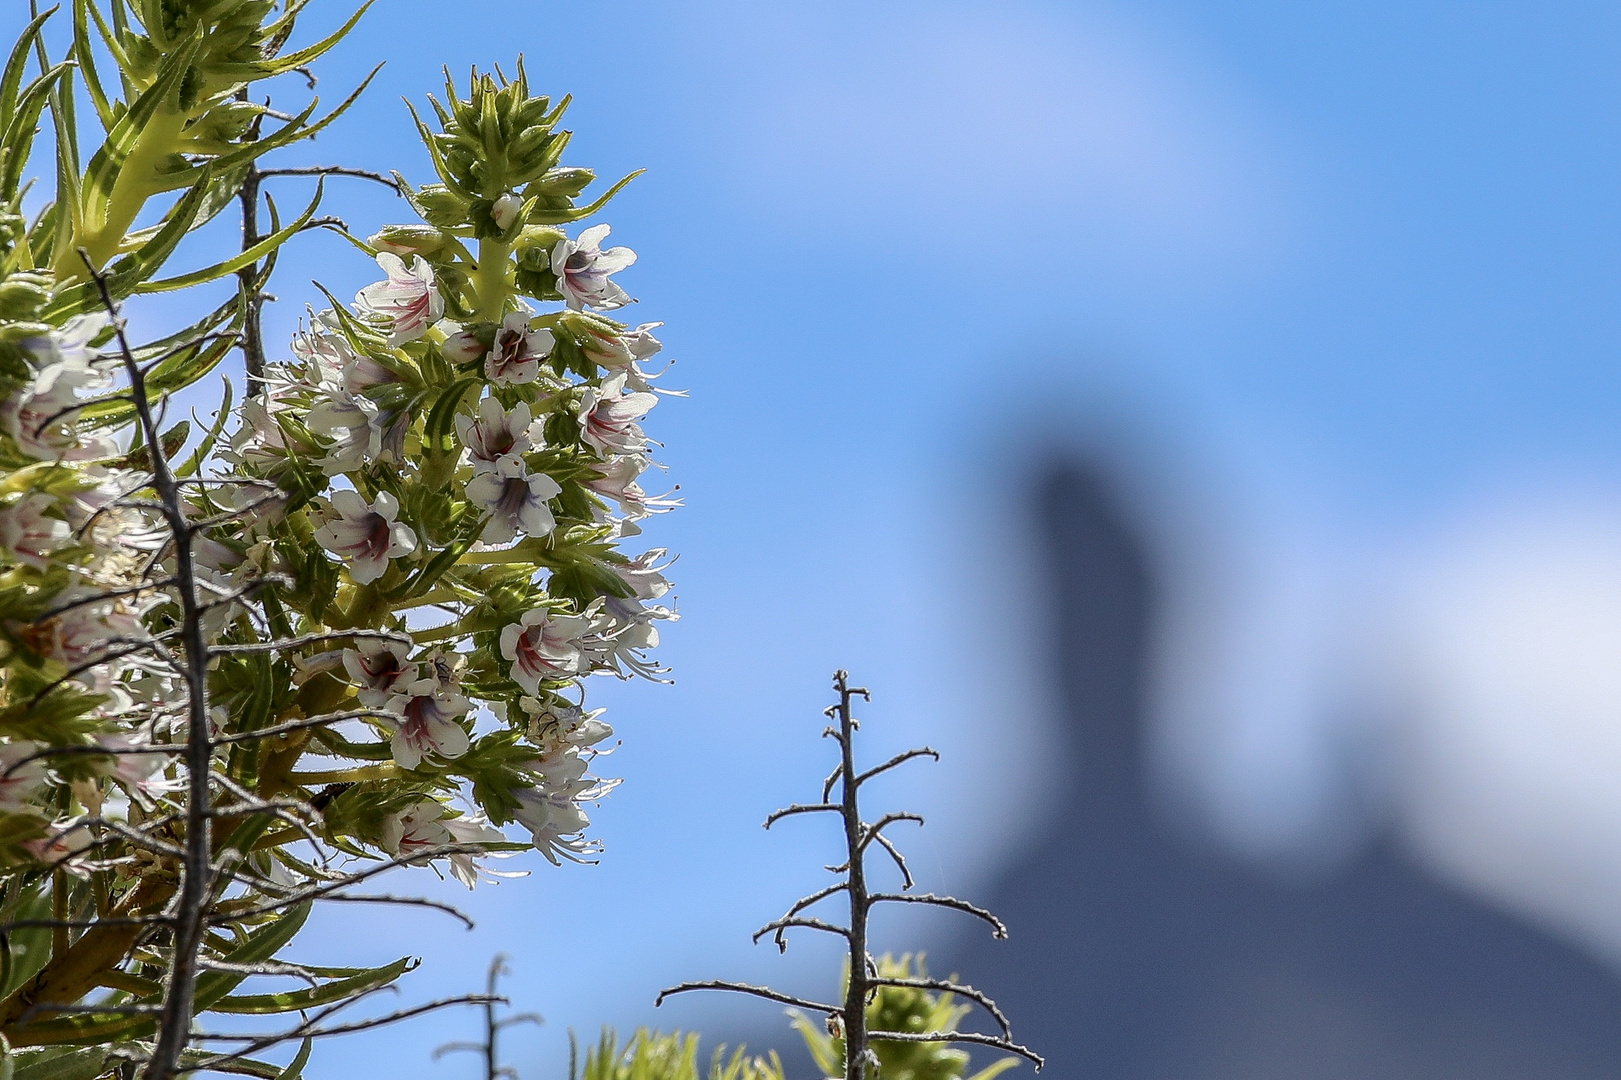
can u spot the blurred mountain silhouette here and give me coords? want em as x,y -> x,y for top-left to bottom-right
946,461 -> 1621,1079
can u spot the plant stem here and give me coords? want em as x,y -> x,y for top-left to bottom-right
836,674 -> 870,1080
83,258 -> 213,1080
66,107 -> 188,276
237,159 -> 268,385
473,237 -> 511,323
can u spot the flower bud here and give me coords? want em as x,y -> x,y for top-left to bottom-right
441,329 -> 486,364
534,167 -> 595,199
367,224 -> 449,258
188,100 -> 262,145
491,193 -> 524,231
416,185 -> 470,229
0,275 -> 53,322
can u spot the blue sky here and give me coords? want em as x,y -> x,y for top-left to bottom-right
8,0 -> 1621,1074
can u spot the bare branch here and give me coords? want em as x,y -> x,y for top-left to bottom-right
258,165 -> 401,192
821,763 -> 844,803
752,916 -> 852,951
24,630 -> 184,708
859,812 -> 925,853
869,977 -> 1011,1037
315,893 -> 474,930
206,844 -> 505,921
36,578 -> 179,620
190,994 -> 504,1066
867,1029 -> 1043,1069
854,747 -> 938,788
868,893 -> 1007,939
214,706 -> 403,746
75,254 -> 218,1080
763,802 -> 840,829
654,980 -> 838,1014
782,881 -> 848,920
870,831 -> 914,890
0,914 -> 174,932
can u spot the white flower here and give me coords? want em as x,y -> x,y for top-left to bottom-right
307,387 -> 381,474
0,494 -> 69,569
527,704 -> 614,756
23,591 -> 147,678
583,455 -> 680,527
482,312 -> 555,386
380,799 -> 509,888
464,456 -> 559,544
454,398 -> 540,470
313,490 -> 417,585
500,609 -> 588,694
342,639 -> 418,707
576,373 -> 657,458
379,799 -> 448,859
2,360 -> 116,460
417,647 -> 466,692
24,818 -> 94,875
551,224 -> 636,311
615,548 -> 675,600
580,321 -> 664,389
512,784 -> 597,865
3,315 -> 118,460
585,595 -> 677,681
491,192 -> 524,231
95,729 -> 180,802
226,396 -> 293,468
18,312 -> 110,371
303,344 -> 409,475
0,741 -> 47,808
441,813 -> 515,886
381,679 -> 471,769
355,253 -> 444,345
291,320 -> 355,388
441,328 -> 486,364
291,649 -> 345,686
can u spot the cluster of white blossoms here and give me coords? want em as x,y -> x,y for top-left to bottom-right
0,60 -> 682,897
0,303 -> 199,874
216,166 -> 680,876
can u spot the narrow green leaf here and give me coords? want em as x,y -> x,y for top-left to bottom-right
70,0 -> 114,132
208,956 -> 412,1014
134,177 -> 324,293
529,169 -> 645,226
276,1039 -> 313,1080
79,0 -> 130,86
393,509 -> 489,602
404,98 -> 470,199
176,1048 -> 288,1079
9,1046 -> 107,1080
189,902 -> 313,1012
423,376 -> 480,449
0,62 -> 72,203
0,7 -> 54,129
257,1 -> 373,74
175,376 -> 232,478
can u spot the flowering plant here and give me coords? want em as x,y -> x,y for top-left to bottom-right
0,3 -> 678,1077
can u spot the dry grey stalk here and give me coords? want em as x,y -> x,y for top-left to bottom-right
656,670 -> 1043,1078
433,954 -> 544,1080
